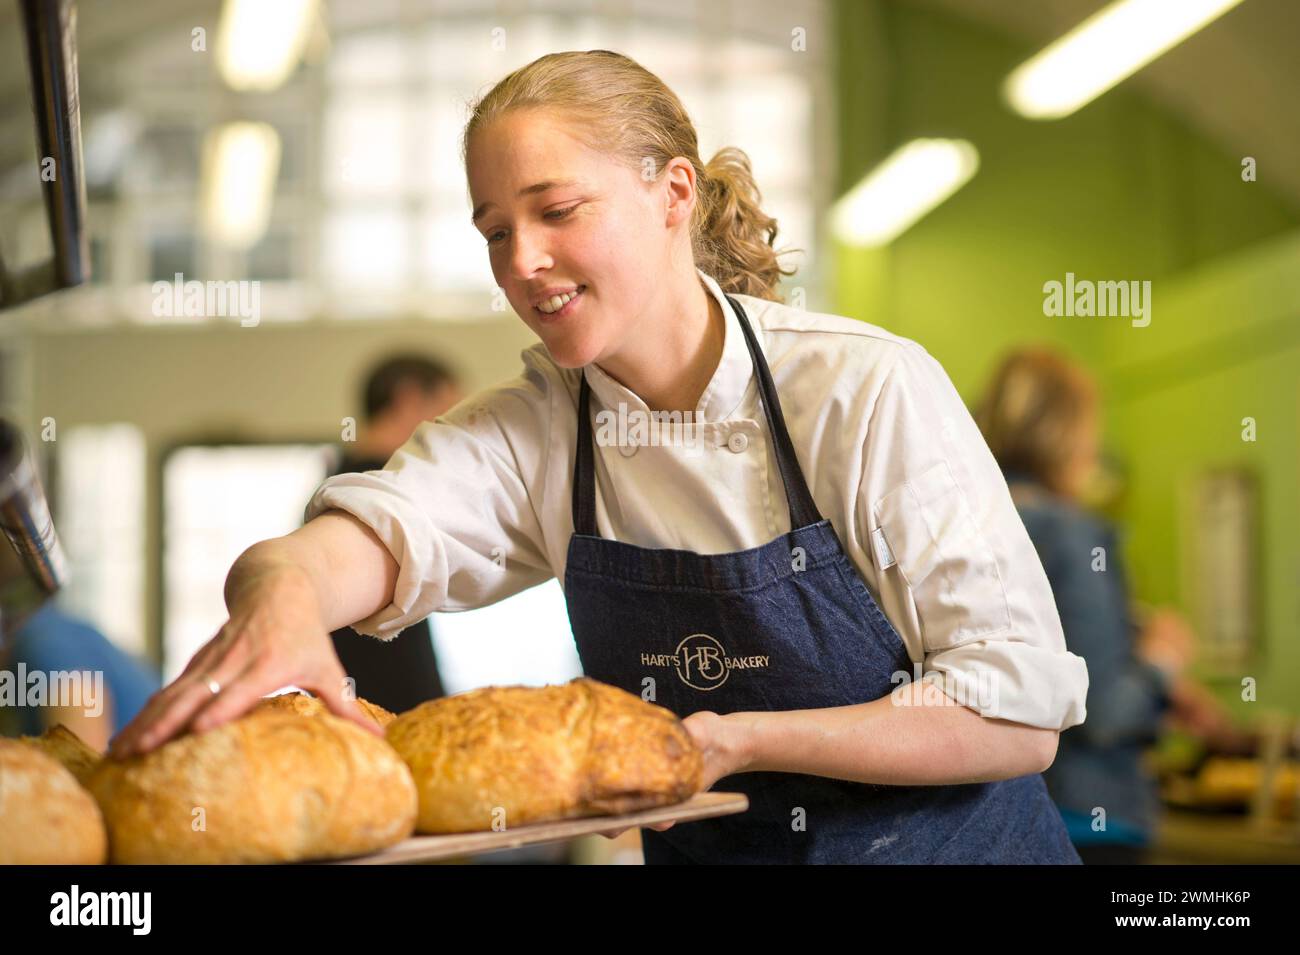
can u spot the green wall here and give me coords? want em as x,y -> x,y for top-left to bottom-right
831,0 -> 1300,716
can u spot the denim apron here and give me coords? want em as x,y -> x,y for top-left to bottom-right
563,294 -> 1082,865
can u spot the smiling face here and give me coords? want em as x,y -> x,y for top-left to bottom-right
467,109 -> 678,368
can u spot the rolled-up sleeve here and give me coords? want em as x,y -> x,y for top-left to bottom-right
860,342 -> 1089,730
303,353 -> 556,639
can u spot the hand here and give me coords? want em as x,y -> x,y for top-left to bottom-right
681,709 -> 752,791
1166,676 -> 1246,749
1137,607 -> 1195,680
597,710 -> 752,839
108,562 -> 382,759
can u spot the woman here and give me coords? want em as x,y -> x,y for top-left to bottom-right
111,50 -> 1088,864
975,348 -> 1203,863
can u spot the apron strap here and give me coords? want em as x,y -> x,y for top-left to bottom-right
573,292 -> 824,536
726,294 -> 823,529
573,369 -> 598,536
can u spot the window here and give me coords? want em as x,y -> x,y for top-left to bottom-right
431,580 -> 583,694
319,2 -> 830,304
161,443 -> 337,682
54,424 -> 147,656
48,0 -> 829,326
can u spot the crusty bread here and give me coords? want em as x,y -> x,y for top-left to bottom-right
255,690 -> 397,728
19,723 -> 102,786
386,677 -> 703,833
0,738 -> 108,864
88,708 -> 417,864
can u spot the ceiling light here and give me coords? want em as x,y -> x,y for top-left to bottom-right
831,139 -> 980,247
1004,0 -> 1247,120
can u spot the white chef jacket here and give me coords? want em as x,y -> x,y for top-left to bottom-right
304,268 -> 1089,731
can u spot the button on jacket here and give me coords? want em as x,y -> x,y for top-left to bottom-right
304,269 -> 1090,731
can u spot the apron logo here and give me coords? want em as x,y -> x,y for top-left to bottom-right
639,634 -> 770,691
678,633 -> 728,690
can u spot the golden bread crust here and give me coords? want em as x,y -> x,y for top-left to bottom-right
19,723 -> 102,787
254,690 -> 397,728
87,709 -> 416,863
385,677 -> 702,833
0,738 -> 108,864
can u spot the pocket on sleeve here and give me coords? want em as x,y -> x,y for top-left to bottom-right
871,460 -> 1012,648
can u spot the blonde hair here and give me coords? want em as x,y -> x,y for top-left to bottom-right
975,348 -> 1098,495
461,50 -> 798,302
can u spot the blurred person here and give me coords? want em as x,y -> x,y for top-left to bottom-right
976,347 -> 1242,863
0,601 -> 161,751
327,354 -> 465,713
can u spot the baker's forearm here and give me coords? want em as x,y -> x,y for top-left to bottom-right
732,679 -> 1057,785
224,510 -> 399,633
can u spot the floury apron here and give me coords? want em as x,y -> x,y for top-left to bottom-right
563,294 -> 1082,865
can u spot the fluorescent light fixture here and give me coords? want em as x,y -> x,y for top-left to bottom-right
1004,0 -> 1246,120
201,122 -> 281,248
216,0 -> 317,92
831,139 -> 979,247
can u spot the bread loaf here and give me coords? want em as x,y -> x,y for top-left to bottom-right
255,690 -> 397,728
88,708 -> 417,863
19,723 -> 102,786
386,677 -> 702,833
0,738 -> 108,864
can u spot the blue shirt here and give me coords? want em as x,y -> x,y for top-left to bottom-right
4,603 -> 161,737
1003,469 -> 1172,845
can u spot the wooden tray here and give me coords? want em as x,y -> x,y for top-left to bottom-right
325,791 -> 748,864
